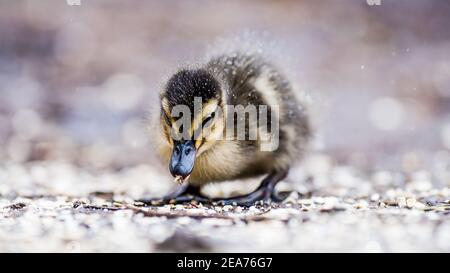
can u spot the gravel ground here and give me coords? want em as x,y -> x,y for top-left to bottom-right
1,153 -> 449,252
1,1 -> 449,252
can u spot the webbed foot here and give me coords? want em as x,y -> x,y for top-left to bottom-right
137,184 -> 209,206
214,170 -> 289,207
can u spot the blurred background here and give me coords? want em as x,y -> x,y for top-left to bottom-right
0,0 -> 449,198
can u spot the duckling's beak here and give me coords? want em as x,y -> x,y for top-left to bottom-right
169,140 -> 196,183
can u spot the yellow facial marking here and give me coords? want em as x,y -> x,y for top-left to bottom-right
161,97 -> 170,113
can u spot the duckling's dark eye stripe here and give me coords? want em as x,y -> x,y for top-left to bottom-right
161,108 -> 171,125
202,112 -> 215,128
198,136 -> 206,149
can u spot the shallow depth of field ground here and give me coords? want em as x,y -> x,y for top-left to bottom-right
1,1 -> 450,252
1,153 -> 449,252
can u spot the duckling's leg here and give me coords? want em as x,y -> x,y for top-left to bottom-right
215,169 -> 289,206
137,184 -> 209,205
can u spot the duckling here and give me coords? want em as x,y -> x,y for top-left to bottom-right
147,52 -> 311,206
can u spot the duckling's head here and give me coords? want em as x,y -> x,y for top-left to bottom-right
160,69 -> 226,182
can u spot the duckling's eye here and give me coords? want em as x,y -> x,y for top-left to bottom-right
202,112 -> 215,128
